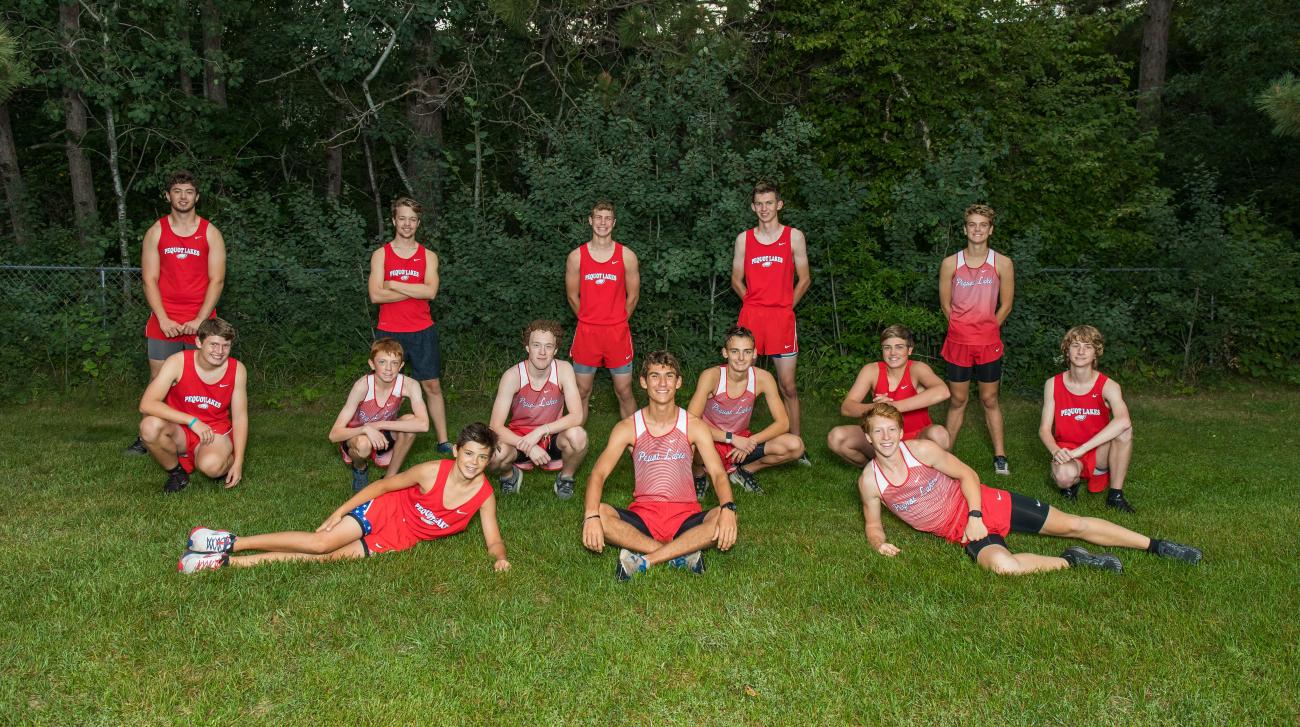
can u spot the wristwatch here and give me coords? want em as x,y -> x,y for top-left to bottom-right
968,510 -> 983,519
721,502 -> 737,513
725,431 -> 734,443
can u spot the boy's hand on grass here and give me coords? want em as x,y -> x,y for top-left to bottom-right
582,517 -> 604,552
223,464 -> 242,489
493,559 -> 511,572
714,509 -> 737,551
877,542 -> 900,557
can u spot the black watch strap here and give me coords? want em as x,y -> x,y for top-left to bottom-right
721,501 -> 737,512
968,510 -> 983,518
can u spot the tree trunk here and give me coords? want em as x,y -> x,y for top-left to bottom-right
326,134 -> 342,202
60,2 -> 97,244
177,0 -> 193,96
1138,0 -> 1173,127
406,67 -> 443,223
0,103 -> 32,247
362,134 -> 384,237
201,0 -> 226,107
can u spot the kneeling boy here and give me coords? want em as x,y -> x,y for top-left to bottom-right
138,317 -> 247,493
328,338 -> 429,492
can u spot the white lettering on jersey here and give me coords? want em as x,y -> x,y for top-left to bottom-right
164,246 -> 202,260
183,395 -> 222,410
414,502 -> 450,529
635,451 -> 688,463
584,272 -> 619,286
1060,406 -> 1103,422
389,268 -> 421,282
749,255 -> 784,268
954,275 -> 995,288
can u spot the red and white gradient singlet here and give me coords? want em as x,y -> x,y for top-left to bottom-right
870,442 -> 968,543
1053,373 -> 1110,449
875,361 -> 932,440
946,249 -> 1001,346
507,361 -> 565,437
578,243 -> 627,325
702,366 -> 756,433
742,226 -> 794,308
164,350 -> 236,435
377,243 -> 434,332
631,408 -> 695,502
347,374 -> 405,427
145,216 -> 214,341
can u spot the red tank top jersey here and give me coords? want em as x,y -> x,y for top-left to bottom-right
870,442 -> 968,543
742,226 -> 794,308
1053,372 -> 1111,449
389,459 -> 494,541
164,350 -> 237,433
632,408 -> 695,502
875,361 -> 932,440
146,216 -> 214,340
702,366 -> 756,434
946,249 -> 1001,345
577,242 -> 628,325
347,374 -> 406,427
377,243 -> 434,332
508,361 -> 565,436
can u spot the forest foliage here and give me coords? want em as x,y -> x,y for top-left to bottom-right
0,0 -> 1296,392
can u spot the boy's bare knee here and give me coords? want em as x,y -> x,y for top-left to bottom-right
140,416 -> 166,440
979,393 -> 1000,409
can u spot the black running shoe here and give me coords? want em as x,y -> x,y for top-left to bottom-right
163,467 -> 190,494
993,455 -> 1010,476
1061,546 -> 1123,573
1106,489 -> 1136,513
125,436 -> 148,455
1059,483 -> 1080,501
728,467 -> 764,495
1152,539 -> 1202,565
693,473 -> 709,500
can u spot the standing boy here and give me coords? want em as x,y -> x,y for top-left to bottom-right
565,201 -> 641,420
368,197 -> 451,454
128,170 -> 226,454
938,204 -> 1014,474
731,181 -> 811,463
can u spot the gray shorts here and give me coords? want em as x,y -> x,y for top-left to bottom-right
147,337 -> 196,361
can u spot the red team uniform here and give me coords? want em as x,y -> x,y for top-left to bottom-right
620,409 -> 703,542
339,374 -> 406,467
377,242 -> 434,333
875,361 -> 933,441
571,243 -> 634,370
701,366 -> 758,470
737,226 -> 797,356
870,442 -> 1013,545
506,360 -> 566,470
347,459 -> 493,555
145,216 -> 216,342
1052,373 -> 1112,493
941,249 -> 1003,367
164,350 -> 236,473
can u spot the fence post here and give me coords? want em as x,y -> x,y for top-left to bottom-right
99,267 -> 107,327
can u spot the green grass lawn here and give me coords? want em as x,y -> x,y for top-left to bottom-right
2,385 -> 1297,725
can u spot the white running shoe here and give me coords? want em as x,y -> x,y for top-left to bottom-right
187,527 -> 235,553
178,551 -> 228,574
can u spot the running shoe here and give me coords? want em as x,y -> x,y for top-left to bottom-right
553,474 -> 575,500
436,441 -> 454,456
1058,483 -> 1080,501
993,456 -> 1010,476
178,551 -> 228,574
351,466 -> 369,493
125,436 -> 148,456
1151,539 -> 1202,565
499,465 -> 524,494
1106,489 -> 1136,513
796,452 -> 813,467
1061,546 -> 1123,573
728,467 -> 765,495
187,527 -> 235,554
163,467 -> 189,494
693,473 -> 710,500
616,548 -> 648,582
668,551 -> 706,575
